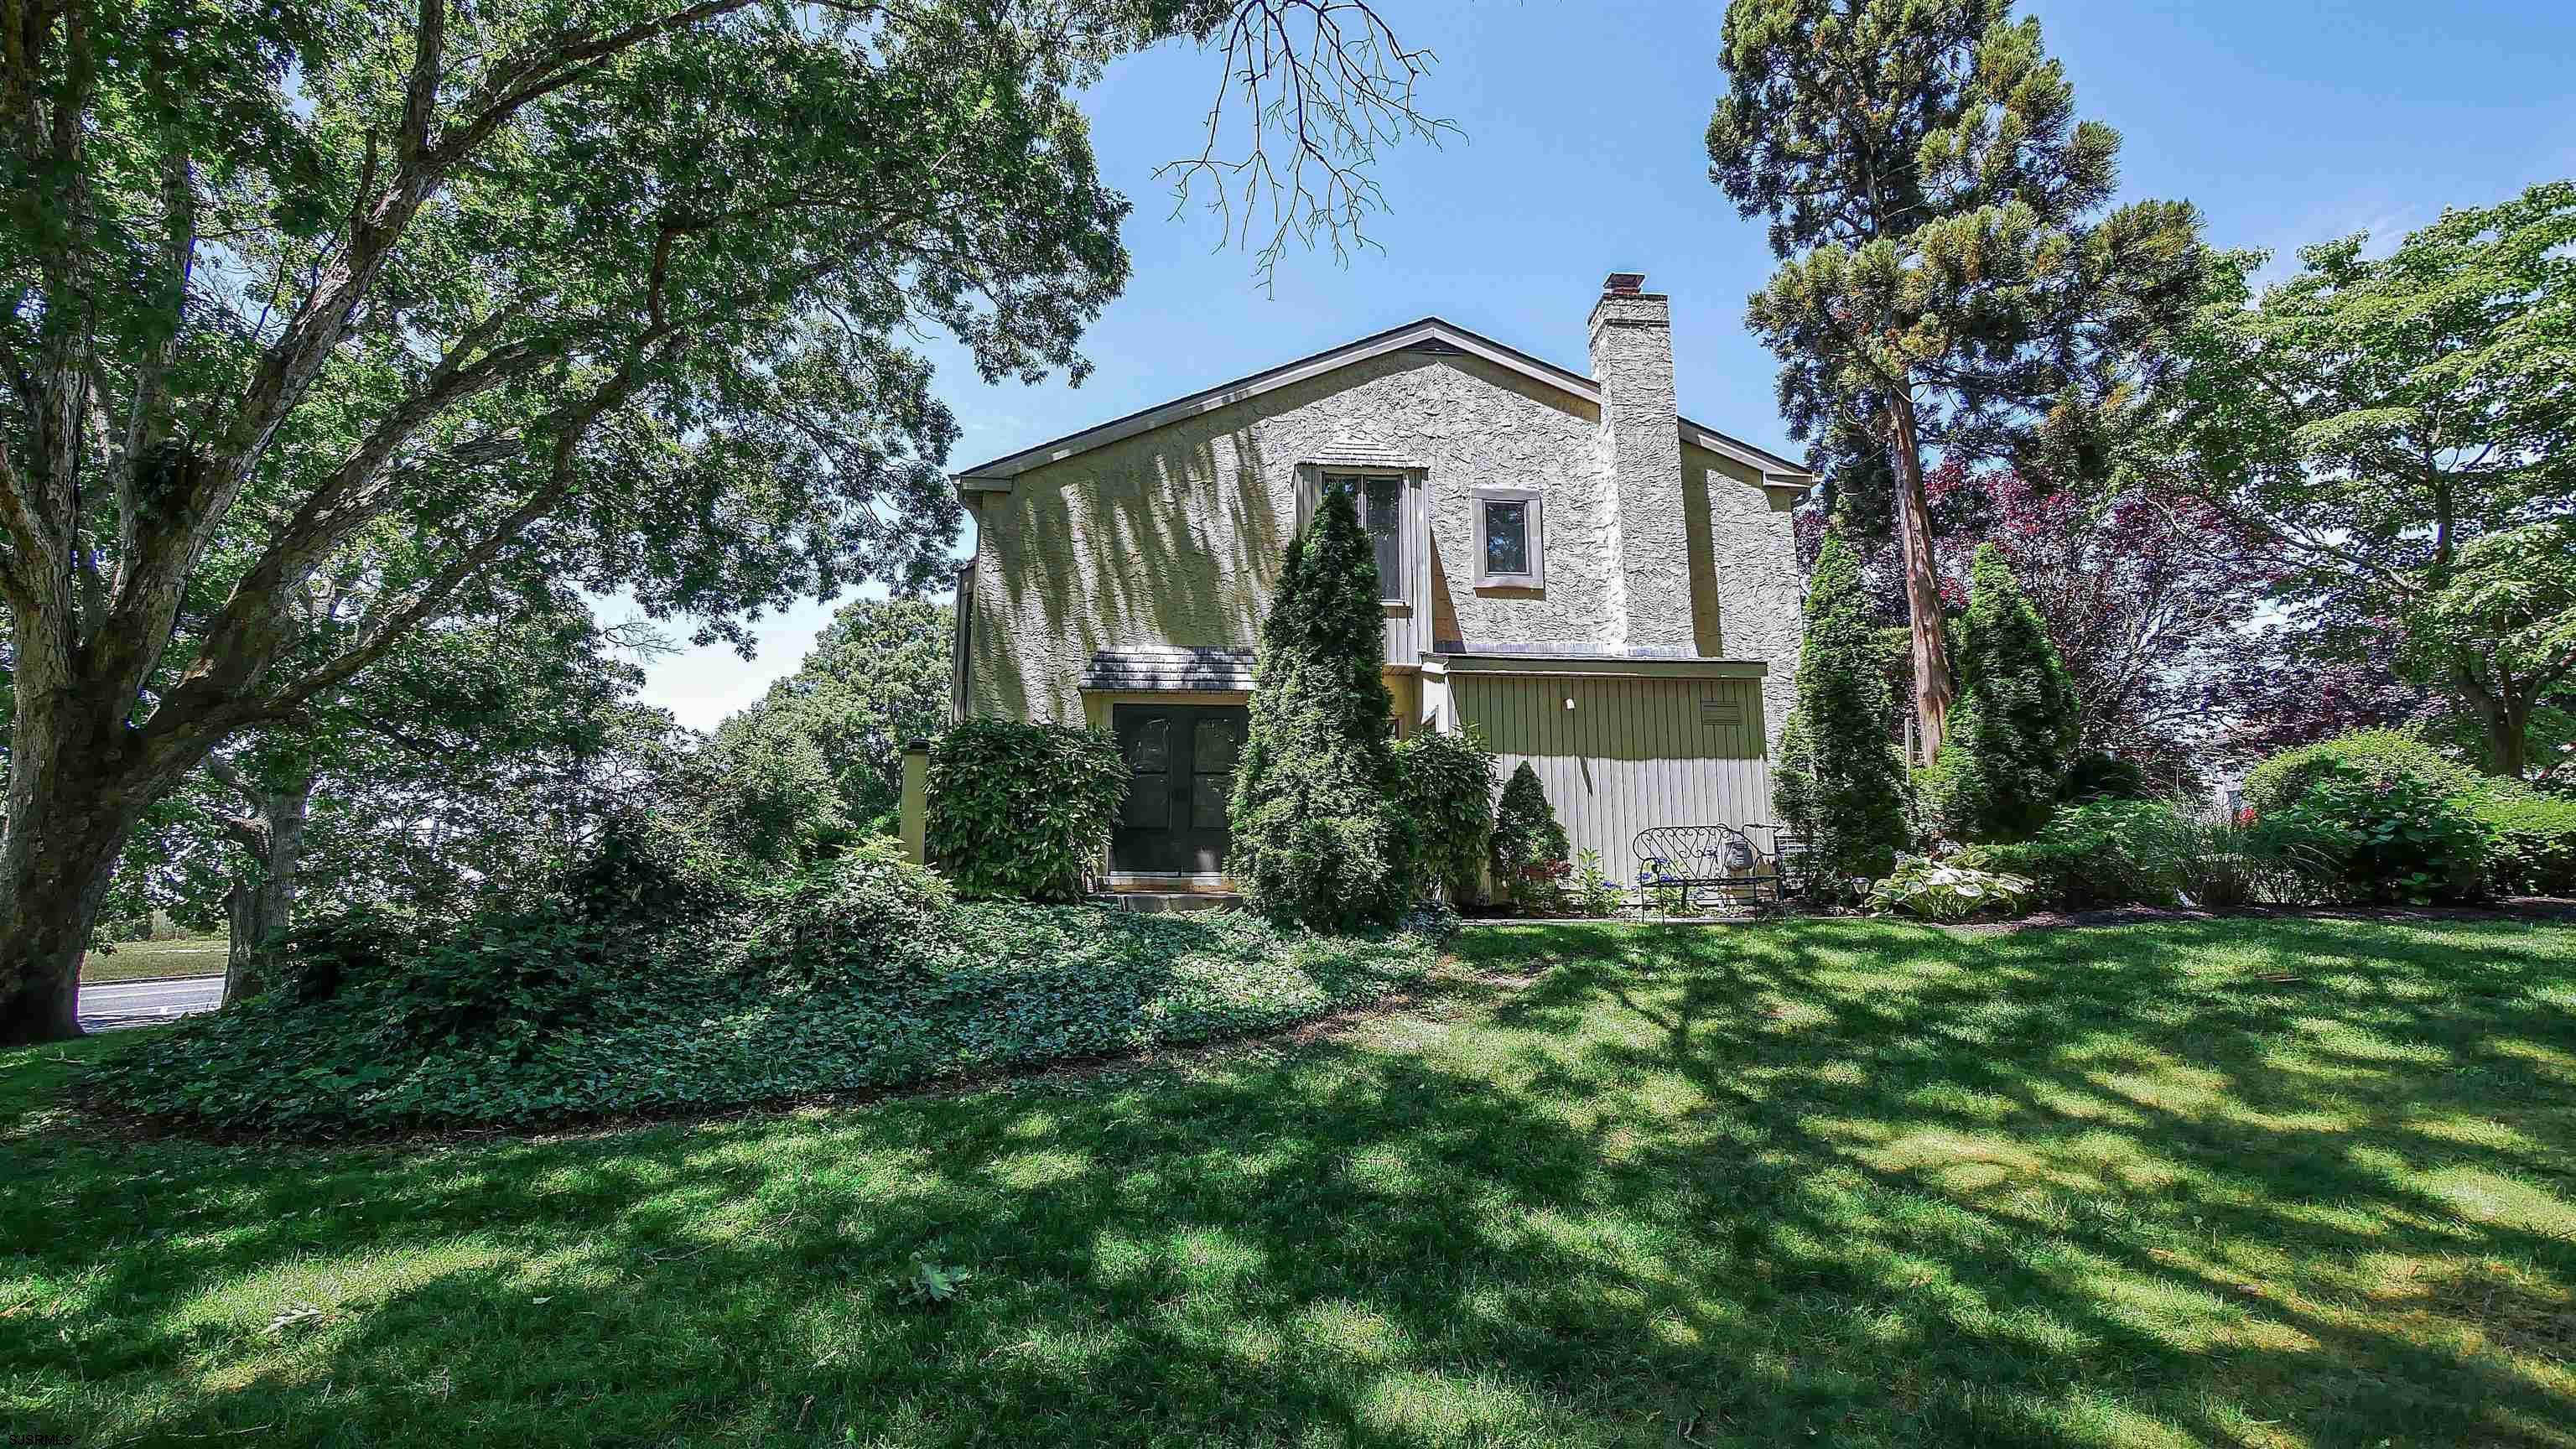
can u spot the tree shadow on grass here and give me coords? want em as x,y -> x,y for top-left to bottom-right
3,916 -> 2573,1446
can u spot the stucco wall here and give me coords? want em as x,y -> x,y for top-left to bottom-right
1685,444 -> 1805,756
964,346 -> 1801,732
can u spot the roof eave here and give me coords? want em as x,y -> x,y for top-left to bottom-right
949,314 -> 1816,494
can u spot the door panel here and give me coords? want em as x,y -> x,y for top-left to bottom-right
1111,704 -> 1247,875
1184,712 -> 1243,870
1119,716 -> 1171,830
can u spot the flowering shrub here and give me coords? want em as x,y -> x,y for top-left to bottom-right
2241,729 -> 2480,817
2262,769 -> 2494,905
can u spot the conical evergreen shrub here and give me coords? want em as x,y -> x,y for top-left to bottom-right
1228,485 -> 1419,929
1789,526 -> 1912,890
1933,544 -> 2083,843
1490,761 -> 1571,906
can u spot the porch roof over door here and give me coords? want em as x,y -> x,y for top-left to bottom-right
1083,647 -> 1258,693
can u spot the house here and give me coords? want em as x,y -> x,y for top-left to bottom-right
943,273 -> 1812,891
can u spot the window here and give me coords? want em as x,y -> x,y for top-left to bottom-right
1484,501 -> 1529,574
1322,472 -> 1405,604
1474,487 -> 1545,589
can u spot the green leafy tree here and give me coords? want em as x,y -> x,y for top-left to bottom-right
105,578 -> 673,1003
716,598 -> 954,831
1786,526 -> 1912,886
1229,486 -> 1417,930
1711,0 -> 2201,758
2157,184 -> 2576,780
1930,544 -> 2080,842
2406,522 -> 2576,780
694,708 -> 851,869
0,0 -> 1444,1041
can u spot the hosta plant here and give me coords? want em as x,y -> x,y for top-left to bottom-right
1865,857 -> 2038,922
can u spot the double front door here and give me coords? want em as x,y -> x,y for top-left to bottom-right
1109,704 -> 1247,874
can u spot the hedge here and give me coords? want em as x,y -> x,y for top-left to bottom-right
926,718 -> 1130,901
2477,794 -> 2576,896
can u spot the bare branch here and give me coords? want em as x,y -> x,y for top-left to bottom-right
1156,0 -> 1451,287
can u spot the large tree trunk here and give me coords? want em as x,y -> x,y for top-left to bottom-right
2448,653 -> 2531,782
2487,693 -> 2531,783
222,769 -> 314,1006
0,713 -> 164,1045
1888,392 -> 1955,762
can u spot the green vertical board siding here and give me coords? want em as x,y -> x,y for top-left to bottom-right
1455,674 -> 1772,884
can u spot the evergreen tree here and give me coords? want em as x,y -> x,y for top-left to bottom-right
1490,761 -> 1572,906
1229,486 -> 1419,930
1770,708 -> 1817,836
1792,527 -> 1914,888
1934,544 -> 2083,841
1711,0 -> 2202,759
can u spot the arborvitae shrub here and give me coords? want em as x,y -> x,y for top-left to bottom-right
1490,761 -> 1571,907
1935,545 -> 2082,843
1792,527 -> 1913,890
1228,485 -> 1419,930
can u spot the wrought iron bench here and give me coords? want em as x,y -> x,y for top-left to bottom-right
1632,824 -> 1784,912
1748,823 -> 1817,901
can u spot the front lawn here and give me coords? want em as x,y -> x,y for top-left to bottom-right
7,915 -> 2574,1446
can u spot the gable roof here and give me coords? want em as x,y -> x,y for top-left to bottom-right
950,316 -> 1815,492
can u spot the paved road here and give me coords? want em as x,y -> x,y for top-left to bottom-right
78,974 -> 223,1032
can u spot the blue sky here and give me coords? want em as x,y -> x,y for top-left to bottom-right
628,0 -> 2576,730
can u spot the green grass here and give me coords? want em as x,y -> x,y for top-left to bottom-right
6,915 -> 2574,1446
79,936 -> 226,984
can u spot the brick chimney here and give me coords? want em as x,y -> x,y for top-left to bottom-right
1587,272 -> 1691,654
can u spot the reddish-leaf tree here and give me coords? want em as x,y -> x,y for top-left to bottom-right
1807,461 -> 2288,788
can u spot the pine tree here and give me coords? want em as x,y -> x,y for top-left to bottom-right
1792,526 -> 1914,888
1934,544 -> 2083,842
1229,486 -> 1420,929
1711,0 -> 2203,759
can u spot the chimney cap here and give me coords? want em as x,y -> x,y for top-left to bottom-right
1603,271 -> 1647,295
